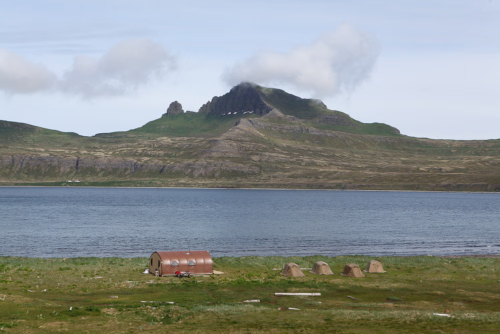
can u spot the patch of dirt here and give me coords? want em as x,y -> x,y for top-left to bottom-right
101,308 -> 119,315
456,289 -> 500,300
38,321 -> 67,329
5,294 -> 41,304
442,255 -> 500,259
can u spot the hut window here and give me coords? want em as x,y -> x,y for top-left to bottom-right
150,259 -> 153,266
172,261 -> 179,267
188,260 -> 196,266
158,260 -> 160,267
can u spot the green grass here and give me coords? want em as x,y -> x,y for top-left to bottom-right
1,256 -> 499,333
314,121 -> 401,136
127,113 -> 259,138
256,85 -> 333,120
0,120 -> 82,145
256,85 -> 400,137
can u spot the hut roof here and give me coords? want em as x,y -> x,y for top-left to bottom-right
156,250 -> 210,260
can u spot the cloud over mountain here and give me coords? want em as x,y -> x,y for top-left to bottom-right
60,39 -> 175,98
0,39 -> 174,98
224,25 -> 380,97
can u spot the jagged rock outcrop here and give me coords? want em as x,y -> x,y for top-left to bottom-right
198,82 -> 272,115
164,101 -> 184,116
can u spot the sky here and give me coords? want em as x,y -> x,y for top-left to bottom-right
0,0 -> 499,140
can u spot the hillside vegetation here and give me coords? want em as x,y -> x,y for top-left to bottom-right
1,83 -> 499,191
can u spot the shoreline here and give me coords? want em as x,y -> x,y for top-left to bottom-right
2,254 -> 499,259
0,184 -> 499,194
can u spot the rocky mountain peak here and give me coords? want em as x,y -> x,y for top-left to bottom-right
198,82 -> 272,116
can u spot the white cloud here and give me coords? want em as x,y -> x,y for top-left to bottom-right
60,39 -> 175,98
0,39 -> 175,98
0,49 -> 56,94
224,24 -> 380,97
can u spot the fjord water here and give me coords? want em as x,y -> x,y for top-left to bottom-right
1,187 -> 499,258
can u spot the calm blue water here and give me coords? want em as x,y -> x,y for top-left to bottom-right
1,187 -> 499,258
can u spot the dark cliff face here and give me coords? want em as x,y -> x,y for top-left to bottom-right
0,154 -> 168,180
198,83 -> 272,116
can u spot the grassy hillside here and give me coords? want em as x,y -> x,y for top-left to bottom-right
255,85 -> 400,136
256,86 -> 333,119
127,113 -> 259,138
0,120 -> 81,145
1,113 -> 500,191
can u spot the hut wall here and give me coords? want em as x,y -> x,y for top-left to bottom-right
149,251 -> 213,276
149,252 -> 163,276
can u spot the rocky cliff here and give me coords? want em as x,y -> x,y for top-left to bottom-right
198,83 -> 272,115
164,101 -> 184,116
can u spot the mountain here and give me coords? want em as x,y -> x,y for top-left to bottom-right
1,83 -> 499,191
97,83 -> 399,138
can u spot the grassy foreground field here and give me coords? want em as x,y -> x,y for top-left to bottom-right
1,256 -> 499,333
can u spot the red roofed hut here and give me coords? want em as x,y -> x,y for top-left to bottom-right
149,250 -> 213,276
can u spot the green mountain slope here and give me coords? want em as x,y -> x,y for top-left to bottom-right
114,82 -> 399,139
254,84 -> 400,136
128,113 -> 259,138
0,120 -> 81,145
